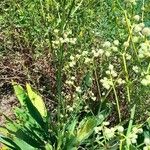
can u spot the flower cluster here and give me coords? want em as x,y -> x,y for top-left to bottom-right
52,29 -> 77,48
141,75 -> 150,86
126,127 -> 143,144
138,42 -> 150,58
143,138 -> 150,150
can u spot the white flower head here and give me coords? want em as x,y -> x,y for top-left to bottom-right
70,55 -> 75,60
132,66 -> 139,73
117,126 -> 124,133
144,138 -> 150,146
69,61 -> 76,67
84,57 -> 91,63
103,41 -> 111,48
133,15 -> 140,21
134,25 -> 142,33
82,51 -> 88,56
76,86 -> 82,93
142,27 -> 150,36
108,64 -> 114,70
113,40 -> 119,46
123,41 -> 129,48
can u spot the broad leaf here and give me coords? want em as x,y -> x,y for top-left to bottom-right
0,135 -> 21,150
26,83 -> 47,118
77,117 -> 97,143
13,82 -> 27,106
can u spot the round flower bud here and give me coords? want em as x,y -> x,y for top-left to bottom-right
117,126 -> 124,133
123,41 -> 129,48
113,40 -> 119,46
144,138 -> 150,145
134,25 -> 142,33
103,41 -> 111,48
142,27 -> 150,36
133,15 -> 140,21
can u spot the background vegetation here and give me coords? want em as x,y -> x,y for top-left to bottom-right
0,0 -> 150,149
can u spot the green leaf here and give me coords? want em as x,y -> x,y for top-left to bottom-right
13,137 -> 36,150
13,82 -> 27,106
26,83 -> 47,118
0,135 -> 21,150
24,94 -> 47,130
67,118 -> 78,136
45,143 -> 53,150
77,116 -> 97,143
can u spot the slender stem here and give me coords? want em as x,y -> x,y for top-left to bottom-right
110,75 -> 121,122
122,53 -> 131,103
126,105 -> 136,149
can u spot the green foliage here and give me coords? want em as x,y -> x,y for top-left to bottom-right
1,0 -> 150,150
0,83 -> 106,150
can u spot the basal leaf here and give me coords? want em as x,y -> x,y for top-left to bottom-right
26,83 -> 47,118
77,117 -> 97,143
13,82 -> 27,106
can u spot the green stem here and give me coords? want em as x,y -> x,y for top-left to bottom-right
122,53 -> 131,103
126,105 -> 136,149
110,75 -> 121,122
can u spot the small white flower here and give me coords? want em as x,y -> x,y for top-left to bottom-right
117,126 -> 124,133
64,37 -> 70,43
134,25 -> 142,33
117,78 -> 126,85
76,54 -> 81,59
132,36 -> 139,43
144,138 -> 150,145
106,70 -> 111,75
76,86 -> 82,93
103,127 -> 115,139
113,40 -> 119,46
103,41 -> 111,48
141,75 -> 150,86
84,57 -> 91,63
69,38 -> 77,44
131,138 -> 137,144
102,122 -> 110,126
66,80 -> 74,85
111,70 -> 117,77
132,66 -> 139,73
132,127 -> 138,133
105,51 -> 111,57
126,53 -> 132,60
71,76 -> 75,80
141,78 -> 148,86
59,37 -> 65,43
69,61 -> 76,67
98,49 -> 104,55
91,96 -> 96,101
82,51 -> 88,56
94,126 -> 102,133
142,27 -> 150,36
139,23 -> 145,28
54,29 -> 59,33
100,77 -> 112,90
123,41 -> 129,48
109,64 -> 114,70
93,50 -> 99,57
138,128 -> 143,133
143,146 -> 149,150
111,46 -> 118,52
133,15 -> 140,21
70,55 -> 75,60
